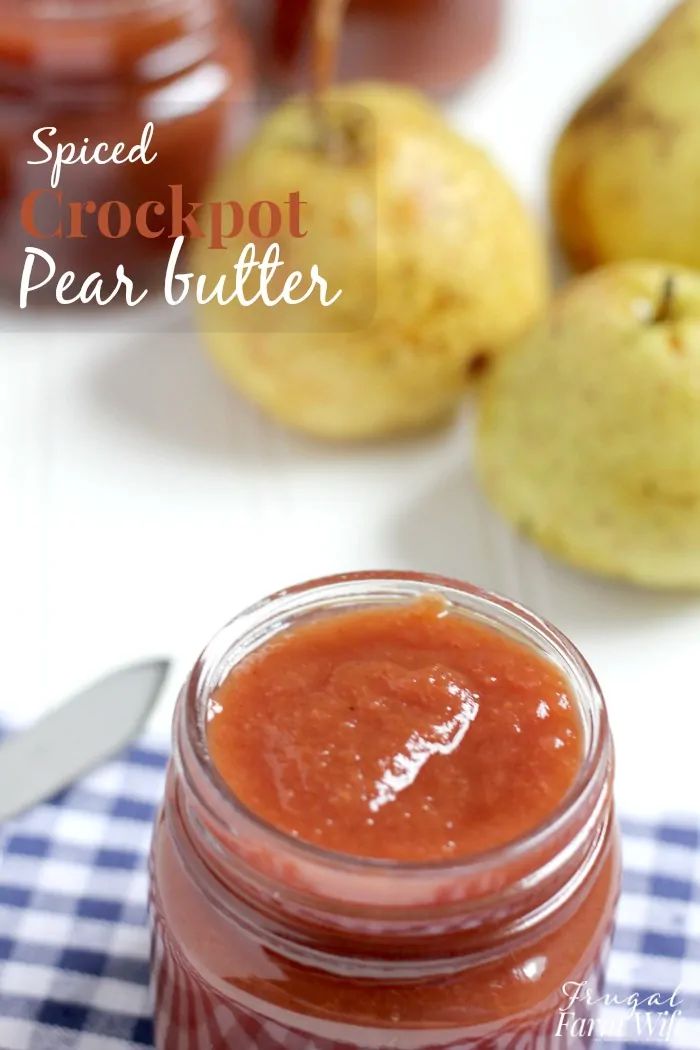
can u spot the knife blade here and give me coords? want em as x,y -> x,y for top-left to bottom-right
0,659 -> 170,824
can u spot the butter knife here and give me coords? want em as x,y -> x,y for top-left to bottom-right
0,659 -> 169,823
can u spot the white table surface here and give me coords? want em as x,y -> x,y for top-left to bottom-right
1,0 -> 693,823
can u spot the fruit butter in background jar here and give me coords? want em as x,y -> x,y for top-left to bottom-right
149,572 -> 620,1050
238,0 -> 502,95
0,0 -> 253,298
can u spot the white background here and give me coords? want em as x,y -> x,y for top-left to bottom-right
0,0 -> 693,823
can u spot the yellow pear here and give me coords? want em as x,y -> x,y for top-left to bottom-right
477,262 -> 700,589
552,0 -> 700,271
195,83 -> 548,439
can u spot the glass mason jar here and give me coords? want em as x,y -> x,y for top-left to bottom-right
0,0 -> 253,299
239,0 -> 502,96
149,572 -> 620,1050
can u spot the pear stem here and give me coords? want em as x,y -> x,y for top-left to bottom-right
311,0 -> 350,156
653,275 -> 676,324
312,0 -> 348,96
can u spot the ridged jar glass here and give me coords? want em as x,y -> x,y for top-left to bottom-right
0,0 -> 252,295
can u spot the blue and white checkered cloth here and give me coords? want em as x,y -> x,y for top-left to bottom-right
0,741 -> 698,1050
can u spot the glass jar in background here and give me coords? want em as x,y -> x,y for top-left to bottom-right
149,571 -> 620,1050
240,0 -> 502,95
0,0 -> 253,300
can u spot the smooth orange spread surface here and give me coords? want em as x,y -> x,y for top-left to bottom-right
207,597 -> 583,862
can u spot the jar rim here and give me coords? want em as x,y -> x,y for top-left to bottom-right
178,570 -> 612,889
